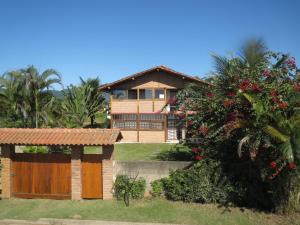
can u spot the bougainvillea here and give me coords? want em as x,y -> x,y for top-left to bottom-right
174,40 -> 300,213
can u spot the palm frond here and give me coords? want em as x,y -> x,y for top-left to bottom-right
263,125 -> 290,142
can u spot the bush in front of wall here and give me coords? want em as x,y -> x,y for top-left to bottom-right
114,174 -> 146,200
150,179 -> 164,197
162,159 -> 244,204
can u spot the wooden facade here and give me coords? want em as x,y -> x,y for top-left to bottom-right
101,66 -> 208,143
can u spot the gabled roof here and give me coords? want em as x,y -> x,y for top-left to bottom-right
99,65 -> 211,90
0,128 -> 121,146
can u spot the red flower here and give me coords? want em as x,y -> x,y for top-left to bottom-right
223,99 -> 234,108
262,69 -> 272,77
191,147 -> 199,153
251,83 -> 263,93
270,161 -> 277,169
195,155 -> 202,161
270,89 -> 278,97
206,92 -> 214,98
272,97 -> 280,103
198,125 -> 209,136
288,162 -> 297,170
278,102 -> 289,109
188,121 -> 193,126
227,92 -> 236,97
286,57 -> 296,69
293,83 -> 300,92
239,79 -> 251,91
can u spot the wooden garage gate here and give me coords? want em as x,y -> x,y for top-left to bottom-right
0,128 -> 120,200
12,153 -> 103,199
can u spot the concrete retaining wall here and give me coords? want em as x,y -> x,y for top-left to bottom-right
113,161 -> 192,192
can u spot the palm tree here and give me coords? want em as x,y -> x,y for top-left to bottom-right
80,77 -> 104,127
62,85 -> 88,128
0,71 -> 30,126
62,81 -> 104,128
21,66 -> 61,128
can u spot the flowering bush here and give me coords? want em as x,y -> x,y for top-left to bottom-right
174,40 -> 300,212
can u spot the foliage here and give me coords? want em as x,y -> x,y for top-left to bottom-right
0,66 -> 61,128
23,146 -> 48,154
61,79 -> 104,128
114,175 -> 146,205
80,77 -> 105,127
162,159 -> 242,204
174,39 -> 300,212
150,180 -> 164,197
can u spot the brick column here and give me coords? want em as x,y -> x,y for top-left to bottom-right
1,145 -> 15,199
102,145 -> 114,200
71,146 -> 83,200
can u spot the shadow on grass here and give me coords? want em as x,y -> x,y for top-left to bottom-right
153,144 -> 193,161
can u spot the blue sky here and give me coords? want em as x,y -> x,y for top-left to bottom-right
0,0 -> 299,88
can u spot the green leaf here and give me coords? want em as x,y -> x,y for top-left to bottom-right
279,142 -> 294,162
263,125 -> 290,142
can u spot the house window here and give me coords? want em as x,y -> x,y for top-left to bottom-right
155,89 -> 165,99
112,114 -> 137,120
128,90 -> 137,99
112,90 -> 127,99
140,121 -> 164,130
112,113 -> 165,130
113,121 -> 137,129
139,89 -> 153,99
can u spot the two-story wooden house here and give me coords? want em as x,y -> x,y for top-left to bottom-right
100,65 -> 209,143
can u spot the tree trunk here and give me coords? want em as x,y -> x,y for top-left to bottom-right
91,116 -> 95,127
35,93 -> 38,128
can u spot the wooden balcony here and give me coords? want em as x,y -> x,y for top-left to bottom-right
111,99 -> 166,114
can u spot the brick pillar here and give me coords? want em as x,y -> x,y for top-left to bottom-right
1,145 -> 15,199
102,145 -> 114,200
71,146 -> 83,200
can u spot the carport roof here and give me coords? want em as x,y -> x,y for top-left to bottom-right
0,128 -> 121,146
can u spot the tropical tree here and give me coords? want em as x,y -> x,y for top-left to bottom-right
174,39 -> 300,212
62,80 -> 104,128
21,66 -> 61,128
0,66 -> 61,128
80,77 -> 104,127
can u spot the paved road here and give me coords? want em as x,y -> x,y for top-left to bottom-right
0,219 -> 181,225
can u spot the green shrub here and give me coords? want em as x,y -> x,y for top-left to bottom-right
162,159 -> 244,204
114,175 -> 146,200
150,179 -> 164,197
23,146 -> 48,153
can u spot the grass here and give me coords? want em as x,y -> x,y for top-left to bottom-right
84,143 -> 191,161
0,198 -> 299,225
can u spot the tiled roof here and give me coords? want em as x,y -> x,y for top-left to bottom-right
0,128 -> 121,146
99,65 -> 212,90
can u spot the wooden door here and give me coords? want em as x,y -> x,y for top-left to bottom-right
12,153 -> 71,199
82,154 -> 103,199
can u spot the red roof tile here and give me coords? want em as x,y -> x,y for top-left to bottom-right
0,128 -> 121,146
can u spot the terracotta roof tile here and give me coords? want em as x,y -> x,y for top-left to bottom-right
0,128 -> 121,146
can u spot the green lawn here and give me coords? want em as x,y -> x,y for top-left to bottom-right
0,198 -> 298,225
84,143 -> 191,161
